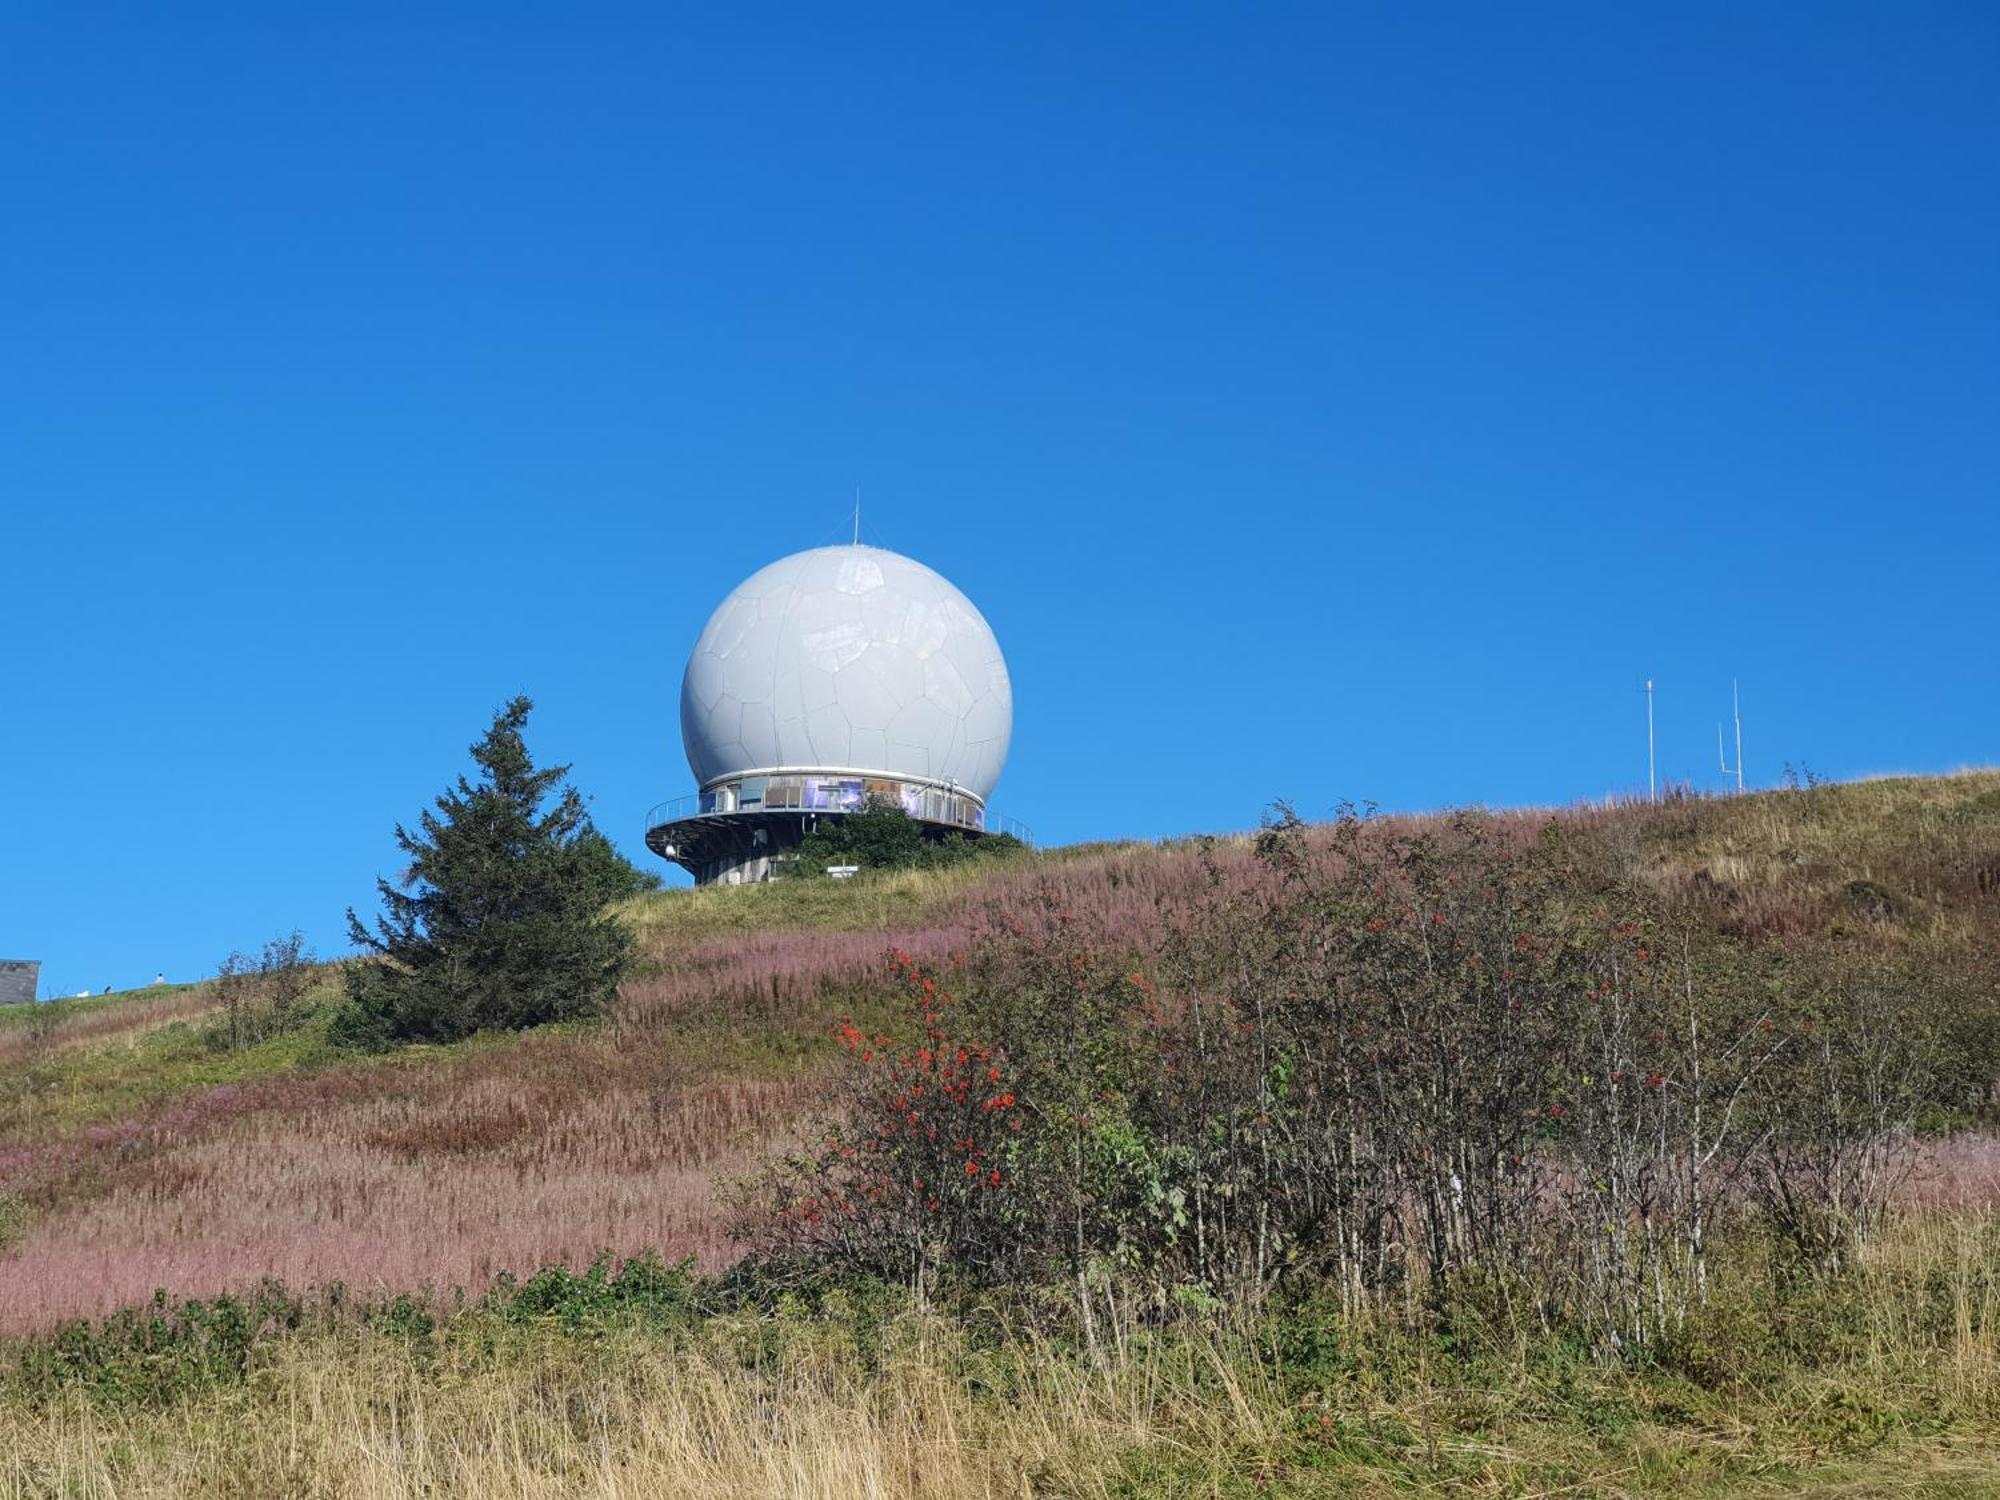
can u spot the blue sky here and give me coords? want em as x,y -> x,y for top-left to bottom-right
3,4 -> 1995,994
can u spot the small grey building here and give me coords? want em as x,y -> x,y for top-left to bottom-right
0,960 -> 39,1006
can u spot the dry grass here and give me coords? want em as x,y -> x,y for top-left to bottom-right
3,1210 -> 1994,1498
1627,770 -> 2000,945
3,1317 -> 1280,1500
0,984 -> 218,1069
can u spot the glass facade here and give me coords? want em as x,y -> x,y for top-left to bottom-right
696,774 -> 983,831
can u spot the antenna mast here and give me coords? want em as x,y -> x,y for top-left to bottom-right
1735,680 -> 1744,794
1646,679 -> 1657,803
852,488 -> 861,546
1717,679 -> 1744,794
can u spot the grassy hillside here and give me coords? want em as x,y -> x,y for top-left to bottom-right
5,773 -> 1998,1328
4,773 -> 1998,1497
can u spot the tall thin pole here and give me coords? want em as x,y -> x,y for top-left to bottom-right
852,488 -> 861,546
1647,679 -> 1656,803
1718,680 -> 1745,794
1733,679 -> 1743,795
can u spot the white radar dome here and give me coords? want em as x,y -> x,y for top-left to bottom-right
680,546 -> 1013,800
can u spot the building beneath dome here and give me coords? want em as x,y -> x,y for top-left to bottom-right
646,544 -> 1021,884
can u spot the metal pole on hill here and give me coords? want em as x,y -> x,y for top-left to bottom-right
1734,679 -> 1744,795
1647,679 -> 1657,803
1717,680 -> 1746,795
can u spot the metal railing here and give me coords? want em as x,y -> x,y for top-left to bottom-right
644,794 -> 1033,846
644,794 -> 706,829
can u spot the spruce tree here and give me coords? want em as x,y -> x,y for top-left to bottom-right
340,696 -> 631,1045
573,819 -> 665,905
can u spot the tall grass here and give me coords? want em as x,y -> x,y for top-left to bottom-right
3,1210 -> 1994,1499
5,1314 -> 1282,1500
0,984 -> 214,1068
0,1036 -> 813,1334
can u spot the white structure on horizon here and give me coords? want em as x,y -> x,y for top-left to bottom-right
648,544 -> 1017,884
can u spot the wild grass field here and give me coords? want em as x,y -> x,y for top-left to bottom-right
7,1209 -> 1997,1500
4,772 -> 1999,1497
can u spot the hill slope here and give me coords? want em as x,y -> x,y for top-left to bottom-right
3,773 -> 1998,1335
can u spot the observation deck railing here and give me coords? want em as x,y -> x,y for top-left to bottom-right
644,794 -> 1033,846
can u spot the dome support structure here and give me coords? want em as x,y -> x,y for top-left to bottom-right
643,793 -> 1014,886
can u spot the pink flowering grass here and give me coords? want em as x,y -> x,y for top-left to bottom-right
1906,1132 -> 2000,1213
0,1032 -> 816,1335
616,926 -> 969,1024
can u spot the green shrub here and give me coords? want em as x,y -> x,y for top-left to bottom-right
201,931 -> 321,1053
13,1282 -> 310,1405
787,797 -> 1027,878
485,1250 -> 706,1330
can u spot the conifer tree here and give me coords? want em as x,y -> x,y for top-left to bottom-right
339,696 -> 631,1045
573,819 -> 664,905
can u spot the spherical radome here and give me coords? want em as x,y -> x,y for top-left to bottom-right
680,546 -> 1013,800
